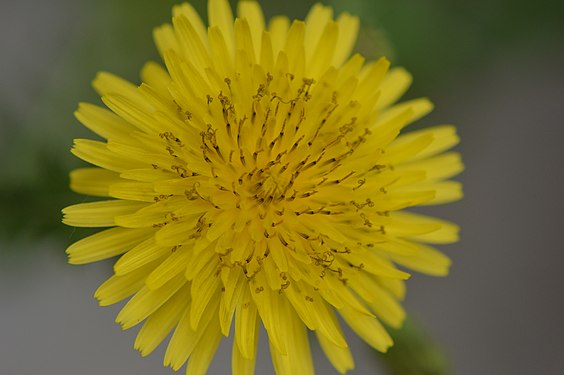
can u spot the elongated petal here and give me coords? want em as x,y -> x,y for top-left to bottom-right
340,306 -> 393,352
333,12 -> 359,67
75,103 -> 136,140
95,260 -> 160,306
66,227 -> 152,264
116,273 -> 187,330
185,318 -> 222,375
134,283 -> 191,356
232,333 -> 258,375
208,0 -> 235,58
234,289 -> 259,360
316,330 -> 354,374
62,200 -> 147,227
70,168 -> 122,197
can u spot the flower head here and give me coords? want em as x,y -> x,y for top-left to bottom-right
63,1 -> 463,374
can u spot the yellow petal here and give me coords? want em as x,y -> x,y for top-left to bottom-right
269,302 -> 314,375
381,131 -> 435,165
251,272 -> 287,355
268,16 -> 289,56
185,318 -> 222,375
74,103 -> 136,140
153,23 -> 179,60
66,227 -> 153,264
219,268 -> 245,336
333,12 -> 359,67
102,94 -> 160,134
346,249 -> 411,280
259,30 -> 275,71
137,83 -> 176,114
172,14 -> 212,74
304,3 -> 333,64
307,21 -> 338,77
235,287 -> 259,359
114,207 -> 169,228
237,0 -> 265,61
354,274 -> 406,328
355,56 -> 390,101
390,243 -> 452,276
185,243 -> 216,280
402,180 -> 463,206
71,139 -> 142,172
398,152 -> 464,182
146,246 -> 192,290
339,306 -> 393,352
155,219 -> 199,246
316,330 -> 354,374
109,181 -> 157,202
92,71 -> 143,102
70,168 -> 121,197
119,168 -> 175,182
323,274 -> 375,315
134,283 -> 191,356
208,25 -> 235,78
172,2 -> 207,46
190,259 -> 221,330
285,282 -> 347,348
114,236 -> 170,276
376,214 -> 440,239
235,18 -> 257,65
164,294 -> 219,370
116,273 -> 186,330
395,125 -> 460,161
232,333 -> 257,375
95,260 -> 159,306
391,211 -> 460,244
208,0 -> 235,58
284,21 -> 306,79
106,139 -> 176,169
140,61 -> 171,96
378,97 -> 434,127
377,277 -> 406,300
62,200 -> 147,227
376,67 -> 413,109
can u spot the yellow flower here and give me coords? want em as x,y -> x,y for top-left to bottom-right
63,1 -> 463,374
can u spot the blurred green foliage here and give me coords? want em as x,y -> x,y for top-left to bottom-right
329,0 -> 564,95
0,153 -> 68,240
380,318 -> 450,375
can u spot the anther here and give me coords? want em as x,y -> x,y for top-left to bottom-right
353,179 -> 366,190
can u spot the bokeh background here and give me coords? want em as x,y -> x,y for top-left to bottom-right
1,0 -> 563,374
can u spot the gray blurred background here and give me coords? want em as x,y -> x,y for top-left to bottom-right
1,0 -> 563,374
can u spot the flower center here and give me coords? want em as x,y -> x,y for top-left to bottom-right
248,168 -> 289,204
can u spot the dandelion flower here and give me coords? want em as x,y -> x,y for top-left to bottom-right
63,1 -> 463,374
